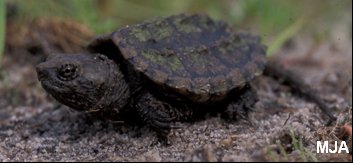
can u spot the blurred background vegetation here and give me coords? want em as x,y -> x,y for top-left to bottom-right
0,0 -> 352,63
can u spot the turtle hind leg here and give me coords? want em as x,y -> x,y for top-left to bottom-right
222,87 -> 258,122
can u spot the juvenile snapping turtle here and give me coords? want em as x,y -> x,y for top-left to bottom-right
36,14 -> 335,141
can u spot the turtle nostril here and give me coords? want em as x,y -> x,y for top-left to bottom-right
36,63 -> 49,81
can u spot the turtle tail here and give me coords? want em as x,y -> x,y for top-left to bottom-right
263,60 -> 337,125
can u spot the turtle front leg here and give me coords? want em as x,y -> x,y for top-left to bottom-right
222,87 -> 258,122
134,92 -> 193,144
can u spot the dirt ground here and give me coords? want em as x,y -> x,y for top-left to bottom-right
0,16 -> 352,162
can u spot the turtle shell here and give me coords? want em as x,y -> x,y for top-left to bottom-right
104,14 -> 266,103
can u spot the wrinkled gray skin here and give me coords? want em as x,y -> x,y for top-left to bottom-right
36,53 -> 256,142
37,53 -> 130,112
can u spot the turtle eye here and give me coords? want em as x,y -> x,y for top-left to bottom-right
94,54 -> 108,62
58,64 -> 79,81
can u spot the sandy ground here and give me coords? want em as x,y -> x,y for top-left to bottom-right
0,17 -> 352,161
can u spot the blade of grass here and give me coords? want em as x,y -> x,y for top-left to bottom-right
267,16 -> 306,57
288,127 -> 307,162
305,148 -> 318,162
0,0 -> 5,65
288,126 -> 318,162
266,148 -> 279,162
276,141 -> 289,161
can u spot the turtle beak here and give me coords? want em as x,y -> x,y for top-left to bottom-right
36,62 -> 51,81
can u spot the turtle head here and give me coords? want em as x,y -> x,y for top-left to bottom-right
36,53 -> 129,112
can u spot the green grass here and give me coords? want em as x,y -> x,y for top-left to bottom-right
288,127 -> 318,162
7,0 -> 353,56
276,127 -> 318,162
0,0 -> 5,65
267,16 -> 306,57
